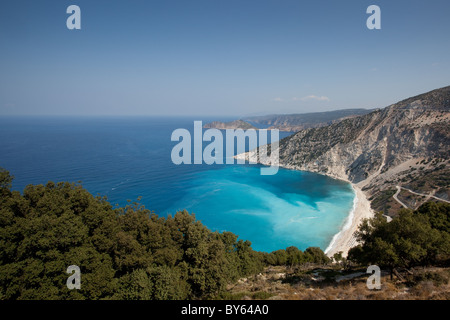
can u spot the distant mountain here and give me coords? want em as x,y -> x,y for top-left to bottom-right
241,86 -> 450,216
243,109 -> 374,132
203,119 -> 257,130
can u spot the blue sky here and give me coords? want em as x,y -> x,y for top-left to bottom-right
0,0 -> 449,116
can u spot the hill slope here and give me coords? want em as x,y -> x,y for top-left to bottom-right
244,109 -> 373,132
273,86 -> 450,215
203,119 -> 257,130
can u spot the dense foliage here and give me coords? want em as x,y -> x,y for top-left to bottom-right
0,168 -> 328,300
348,202 -> 450,274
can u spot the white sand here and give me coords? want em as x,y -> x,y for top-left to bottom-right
324,185 -> 374,258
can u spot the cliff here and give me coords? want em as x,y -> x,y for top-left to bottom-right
239,86 -> 450,216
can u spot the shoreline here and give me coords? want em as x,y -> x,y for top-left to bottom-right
276,166 -> 376,258
324,184 -> 374,258
234,152 -> 375,257
324,184 -> 358,256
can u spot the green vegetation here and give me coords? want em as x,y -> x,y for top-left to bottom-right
3,166 -> 448,301
405,164 -> 450,193
0,168 -> 328,300
348,202 -> 450,277
262,246 -> 329,267
369,188 -> 397,215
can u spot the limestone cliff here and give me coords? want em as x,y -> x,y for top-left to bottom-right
240,86 -> 450,216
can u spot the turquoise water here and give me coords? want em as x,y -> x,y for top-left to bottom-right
0,116 -> 355,252
166,165 -> 354,252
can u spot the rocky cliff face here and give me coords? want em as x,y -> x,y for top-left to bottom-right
244,86 -> 450,216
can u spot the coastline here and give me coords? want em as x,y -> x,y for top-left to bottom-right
324,184 -> 374,258
234,151 -> 376,257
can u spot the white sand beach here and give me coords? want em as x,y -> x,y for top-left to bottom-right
324,185 -> 374,258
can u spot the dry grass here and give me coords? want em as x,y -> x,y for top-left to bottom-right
224,265 -> 450,300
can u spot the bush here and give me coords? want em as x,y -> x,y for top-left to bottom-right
0,168 -> 265,300
348,203 -> 450,275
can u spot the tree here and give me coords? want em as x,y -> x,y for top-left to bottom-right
333,251 -> 343,264
348,203 -> 450,278
286,246 -> 304,266
304,247 -> 330,264
416,202 -> 450,233
0,167 -> 348,300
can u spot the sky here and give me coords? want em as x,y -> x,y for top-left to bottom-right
0,0 -> 449,117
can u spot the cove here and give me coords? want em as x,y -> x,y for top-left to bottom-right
165,164 -> 355,253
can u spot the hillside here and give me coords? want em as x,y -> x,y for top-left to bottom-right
240,86 -> 450,217
0,168 -> 331,300
224,265 -> 450,300
244,109 -> 373,132
203,119 -> 257,130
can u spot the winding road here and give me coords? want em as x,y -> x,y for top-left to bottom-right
393,186 -> 408,208
392,185 -> 450,209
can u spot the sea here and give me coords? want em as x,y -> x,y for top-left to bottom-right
0,116 -> 355,253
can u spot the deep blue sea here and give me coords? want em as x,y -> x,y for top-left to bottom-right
0,116 -> 355,252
